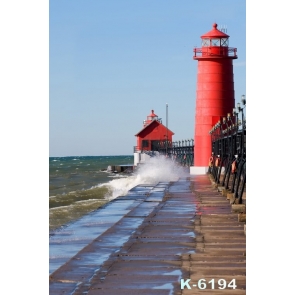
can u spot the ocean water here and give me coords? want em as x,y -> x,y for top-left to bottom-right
49,155 -> 134,232
49,155 -> 189,233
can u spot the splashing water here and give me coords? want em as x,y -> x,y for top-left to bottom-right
98,155 -> 189,200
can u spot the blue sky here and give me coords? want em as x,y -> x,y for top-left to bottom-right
49,0 -> 246,156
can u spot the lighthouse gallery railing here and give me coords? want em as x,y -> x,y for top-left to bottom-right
193,47 -> 237,58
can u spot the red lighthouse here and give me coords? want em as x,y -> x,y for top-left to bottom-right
190,23 -> 237,175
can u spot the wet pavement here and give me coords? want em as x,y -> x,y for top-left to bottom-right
49,175 -> 246,294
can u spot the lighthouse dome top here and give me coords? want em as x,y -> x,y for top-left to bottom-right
201,23 -> 229,38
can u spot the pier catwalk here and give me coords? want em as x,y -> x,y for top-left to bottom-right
49,175 -> 246,295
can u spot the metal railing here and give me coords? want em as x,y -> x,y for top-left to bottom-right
208,98 -> 246,204
154,139 -> 194,167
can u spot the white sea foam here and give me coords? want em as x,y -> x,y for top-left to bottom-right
107,174 -> 127,178
98,155 -> 189,200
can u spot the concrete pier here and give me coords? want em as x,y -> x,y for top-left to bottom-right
49,175 -> 246,294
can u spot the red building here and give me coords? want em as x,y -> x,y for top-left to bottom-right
191,23 -> 237,174
134,110 -> 174,152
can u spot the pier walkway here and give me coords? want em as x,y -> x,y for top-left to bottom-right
49,175 -> 246,295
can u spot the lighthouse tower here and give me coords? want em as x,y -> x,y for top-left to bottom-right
190,23 -> 237,175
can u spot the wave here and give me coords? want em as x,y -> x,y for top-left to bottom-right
97,155 -> 189,200
49,186 -> 109,209
49,199 -> 107,231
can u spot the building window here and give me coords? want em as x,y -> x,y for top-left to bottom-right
142,140 -> 149,148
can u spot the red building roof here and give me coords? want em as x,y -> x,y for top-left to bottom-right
135,120 -> 174,137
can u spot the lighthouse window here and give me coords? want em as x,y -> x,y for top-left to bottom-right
221,38 -> 229,46
202,38 -> 210,47
211,38 -> 220,46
